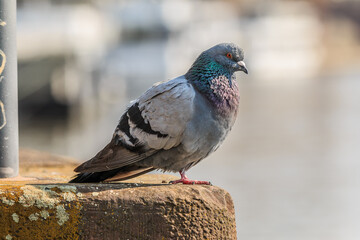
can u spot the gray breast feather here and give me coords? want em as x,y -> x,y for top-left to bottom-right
137,88 -> 233,172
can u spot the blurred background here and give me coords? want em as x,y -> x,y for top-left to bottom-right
16,0 -> 360,239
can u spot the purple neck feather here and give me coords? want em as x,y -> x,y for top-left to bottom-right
206,75 -> 240,116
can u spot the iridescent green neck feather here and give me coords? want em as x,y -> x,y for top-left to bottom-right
185,53 -> 240,116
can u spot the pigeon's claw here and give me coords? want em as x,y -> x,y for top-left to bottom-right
170,179 -> 211,185
169,171 -> 212,185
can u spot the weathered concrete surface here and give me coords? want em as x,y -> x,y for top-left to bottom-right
0,149 -> 237,240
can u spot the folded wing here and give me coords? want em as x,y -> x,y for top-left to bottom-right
74,76 -> 195,173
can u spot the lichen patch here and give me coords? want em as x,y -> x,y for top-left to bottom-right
1,184 -> 82,239
2,197 -> 15,206
62,192 -> 76,202
57,185 -> 77,193
56,204 -> 69,226
28,213 -> 39,221
11,213 -> 19,223
40,185 -> 77,193
40,210 -> 50,219
19,186 -> 60,209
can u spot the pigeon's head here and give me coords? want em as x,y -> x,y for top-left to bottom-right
203,43 -> 248,74
186,43 -> 248,89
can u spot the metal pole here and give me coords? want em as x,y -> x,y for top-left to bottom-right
0,0 -> 18,178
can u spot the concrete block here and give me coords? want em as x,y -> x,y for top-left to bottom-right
0,149 -> 237,239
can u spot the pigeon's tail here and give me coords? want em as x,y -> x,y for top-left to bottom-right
69,165 -> 155,183
69,169 -> 119,183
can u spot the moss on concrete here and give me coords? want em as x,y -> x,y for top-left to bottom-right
0,184 -> 82,240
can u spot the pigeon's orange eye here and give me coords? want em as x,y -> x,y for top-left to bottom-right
226,53 -> 232,59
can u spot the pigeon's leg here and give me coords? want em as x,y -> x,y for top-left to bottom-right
169,170 -> 211,185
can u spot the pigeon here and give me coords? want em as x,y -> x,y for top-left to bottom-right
70,43 -> 248,184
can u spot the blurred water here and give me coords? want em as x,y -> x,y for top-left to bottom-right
189,68 -> 360,239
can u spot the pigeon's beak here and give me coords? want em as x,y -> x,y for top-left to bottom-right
237,61 -> 248,74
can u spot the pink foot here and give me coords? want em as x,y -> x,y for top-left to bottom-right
169,171 -> 212,185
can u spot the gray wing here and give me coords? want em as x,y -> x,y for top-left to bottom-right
118,75 -> 195,150
75,76 -> 196,173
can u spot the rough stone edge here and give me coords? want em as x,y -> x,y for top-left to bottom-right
1,183 -> 237,239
